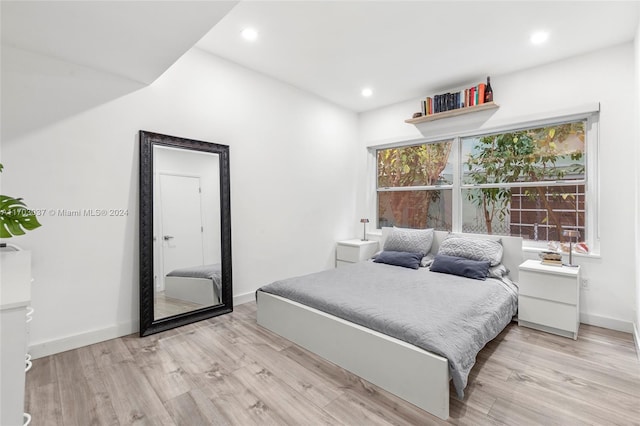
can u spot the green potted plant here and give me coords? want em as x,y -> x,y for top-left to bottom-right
0,163 -> 42,238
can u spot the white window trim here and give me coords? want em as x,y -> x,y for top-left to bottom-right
367,103 -> 601,255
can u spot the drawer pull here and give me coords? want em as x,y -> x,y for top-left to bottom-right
26,307 -> 34,323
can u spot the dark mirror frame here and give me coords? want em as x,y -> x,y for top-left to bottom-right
139,130 -> 232,337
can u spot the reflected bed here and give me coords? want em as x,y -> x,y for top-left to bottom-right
165,263 -> 222,305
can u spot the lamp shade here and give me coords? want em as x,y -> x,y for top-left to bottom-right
563,230 -> 580,239
360,218 -> 369,223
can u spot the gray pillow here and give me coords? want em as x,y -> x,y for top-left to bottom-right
430,254 -> 490,280
383,227 -> 434,257
437,235 -> 503,266
373,251 -> 423,269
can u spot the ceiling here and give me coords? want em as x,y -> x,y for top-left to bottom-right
2,1 -> 238,84
196,1 -> 640,112
0,1 -> 237,140
1,1 -> 639,140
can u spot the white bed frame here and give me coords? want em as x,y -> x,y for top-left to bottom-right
257,231 -> 523,420
164,276 -> 221,305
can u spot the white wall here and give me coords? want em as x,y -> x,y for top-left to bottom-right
634,21 -> 640,355
2,48 -> 359,357
358,43 -> 637,332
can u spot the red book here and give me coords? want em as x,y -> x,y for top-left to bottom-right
478,83 -> 486,105
469,87 -> 476,106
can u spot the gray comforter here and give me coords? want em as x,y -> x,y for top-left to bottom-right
258,261 -> 518,398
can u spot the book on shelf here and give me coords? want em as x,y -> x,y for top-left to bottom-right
420,79 -> 493,117
541,259 -> 563,266
478,83 -> 486,106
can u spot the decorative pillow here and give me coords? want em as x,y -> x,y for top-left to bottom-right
380,227 -> 393,248
420,253 -> 435,268
488,264 -> 509,279
383,227 -> 434,256
437,235 -> 503,266
373,251 -> 423,269
430,254 -> 490,280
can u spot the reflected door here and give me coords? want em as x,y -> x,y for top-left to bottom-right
159,174 -> 204,276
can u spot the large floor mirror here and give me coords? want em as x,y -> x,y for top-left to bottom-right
139,130 -> 232,336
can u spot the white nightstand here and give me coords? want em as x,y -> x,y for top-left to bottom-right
518,259 -> 580,339
336,239 -> 379,268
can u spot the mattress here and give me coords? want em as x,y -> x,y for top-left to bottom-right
258,260 -> 518,398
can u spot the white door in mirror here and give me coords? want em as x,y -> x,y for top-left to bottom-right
159,174 -> 205,278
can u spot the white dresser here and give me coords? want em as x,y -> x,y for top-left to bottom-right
518,259 -> 580,339
336,239 -> 379,267
1,249 -> 32,426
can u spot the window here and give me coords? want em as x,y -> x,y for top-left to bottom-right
377,141 -> 453,230
376,119 -> 591,245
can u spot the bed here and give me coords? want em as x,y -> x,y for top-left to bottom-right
256,230 -> 522,420
164,263 -> 222,305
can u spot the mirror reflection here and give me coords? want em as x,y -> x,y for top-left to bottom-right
152,146 -> 222,320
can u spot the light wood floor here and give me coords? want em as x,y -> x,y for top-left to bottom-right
26,302 -> 640,425
154,292 -> 210,320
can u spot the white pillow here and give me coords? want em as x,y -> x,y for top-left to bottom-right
488,263 -> 509,279
380,227 -> 393,249
438,234 -> 503,266
420,253 -> 435,268
383,227 -> 434,257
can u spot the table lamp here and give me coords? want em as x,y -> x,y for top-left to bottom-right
562,229 -> 580,267
360,218 -> 369,241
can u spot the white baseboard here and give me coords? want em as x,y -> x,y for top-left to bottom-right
579,312 -> 634,333
31,292 -> 257,359
30,320 -> 138,360
234,290 -> 256,306
633,322 -> 640,363
28,299 -> 635,360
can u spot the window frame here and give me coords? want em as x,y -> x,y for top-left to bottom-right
369,106 -> 600,254
376,139 -> 455,231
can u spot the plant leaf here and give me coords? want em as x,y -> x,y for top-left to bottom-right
0,195 -> 42,238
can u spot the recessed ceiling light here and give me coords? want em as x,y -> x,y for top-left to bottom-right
241,28 -> 258,42
361,87 -> 373,97
530,30 -> 549,45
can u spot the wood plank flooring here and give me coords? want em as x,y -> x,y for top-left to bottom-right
154,292 -> 210,320
26,302 -> 640,425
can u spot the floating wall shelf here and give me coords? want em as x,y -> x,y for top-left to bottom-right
405,102 -> 499,124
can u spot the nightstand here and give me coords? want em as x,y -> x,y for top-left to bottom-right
518,259 -> 580,339
336,239 -> 379,268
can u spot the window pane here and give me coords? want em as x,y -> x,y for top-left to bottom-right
377,141 -> 453,188
462,121 -> 586,185
462,185 -> 585,242
378,190 -> 451,230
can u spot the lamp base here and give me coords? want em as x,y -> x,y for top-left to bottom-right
562,263 -> 579,268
